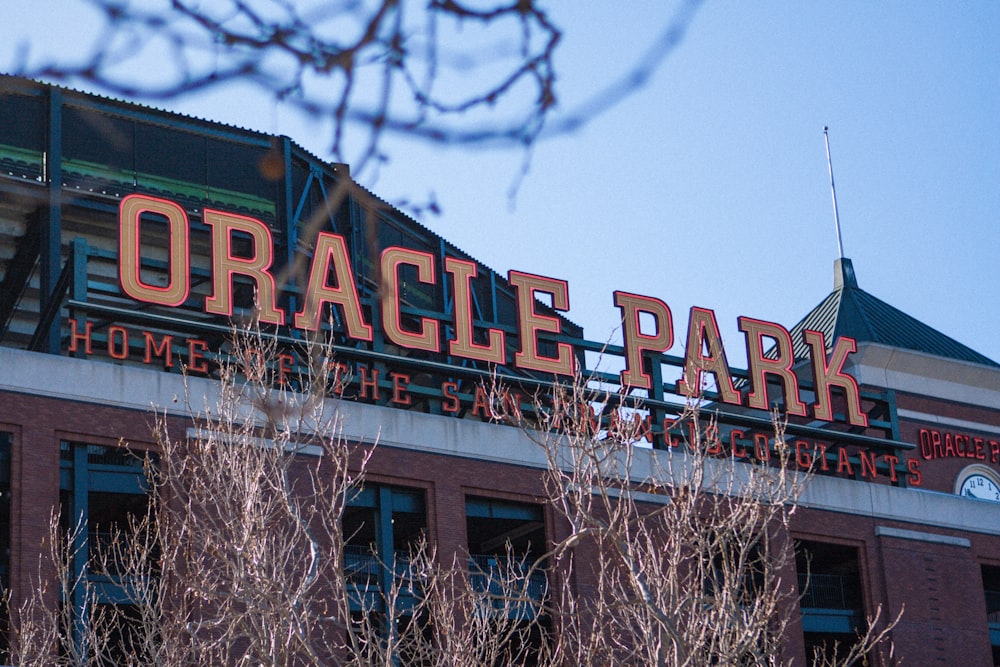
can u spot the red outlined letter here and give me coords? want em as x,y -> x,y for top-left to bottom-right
119,194 -> 190,307
738,316 -> 807,416
203,208 -> 285,325
293,232 -> 373,340
444,257 -> 505,364
614,291 -> 673,390
508,270 -> 574,376
676,307 -> 740,404
381,247 -> 440,352
803,330 -> 868,426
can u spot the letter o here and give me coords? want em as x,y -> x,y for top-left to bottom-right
119,194 -> 190,307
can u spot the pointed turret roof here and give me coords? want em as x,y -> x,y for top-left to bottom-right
789,258 -> 998,367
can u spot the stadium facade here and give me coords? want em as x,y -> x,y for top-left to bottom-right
1,76 -> 1000,665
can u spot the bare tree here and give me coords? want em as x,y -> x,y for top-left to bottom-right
9,325 -> 370,665
6,324 -> 556,666
9,514 -> 111,666
487,374 -> 900,666
7,329 -> 897,666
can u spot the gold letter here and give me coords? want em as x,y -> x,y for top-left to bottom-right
293,232 -> 373,340
615,291 -> 673,390
676,307 -> 740,404
203,209 -> 285,325
445,257 -> 505,364
508,270 -> 573,376
738,316 -> 807,416
119,194 -> 190,307
381,247 -> 440,352
803,330 -> 868,426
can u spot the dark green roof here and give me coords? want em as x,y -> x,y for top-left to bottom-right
789,258 -> 999,368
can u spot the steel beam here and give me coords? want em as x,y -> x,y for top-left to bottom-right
39,87 -> 62,354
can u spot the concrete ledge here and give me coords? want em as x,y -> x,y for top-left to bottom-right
897,408 -> 1000,437
875,526 -> 971,548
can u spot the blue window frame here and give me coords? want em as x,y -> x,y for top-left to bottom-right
343,485 -> 425,612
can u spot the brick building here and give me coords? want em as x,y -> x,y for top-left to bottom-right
1,76 -> 999,664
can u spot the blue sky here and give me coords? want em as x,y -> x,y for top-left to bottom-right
3,2 -> 999,368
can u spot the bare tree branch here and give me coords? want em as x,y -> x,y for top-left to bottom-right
7,0 -> 704,174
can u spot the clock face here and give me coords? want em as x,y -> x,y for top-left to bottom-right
960,474 -> 1000,502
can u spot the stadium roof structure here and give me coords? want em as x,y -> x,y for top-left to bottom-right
789,257 -> 998,368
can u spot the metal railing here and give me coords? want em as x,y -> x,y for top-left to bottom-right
798,573 -> 853,610
344,545 -> 381,584
343,545 -> 419,587
468,554 -> 547,602
343,547 -> 547,618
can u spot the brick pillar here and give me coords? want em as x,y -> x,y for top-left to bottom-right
874,526 -> 992,666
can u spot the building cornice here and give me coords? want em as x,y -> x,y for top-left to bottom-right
845,342 -> 1000,411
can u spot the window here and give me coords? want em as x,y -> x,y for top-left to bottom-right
465,496 -> 549,665
59,441 -> 153,662
342,485 -> 428,665
94,603 -> 145,665
343,485 -> 426,610
465,496 -> 547,606
982,564 -> 1000,660
466,496 -> 545,562
466,496 -> 547,602
796,540 -> 864,662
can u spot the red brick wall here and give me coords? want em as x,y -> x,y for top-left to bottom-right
5,388 -> 1000,664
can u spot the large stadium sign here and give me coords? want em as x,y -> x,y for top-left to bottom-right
112,193 -> 868,427
58,192 -> 930,485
